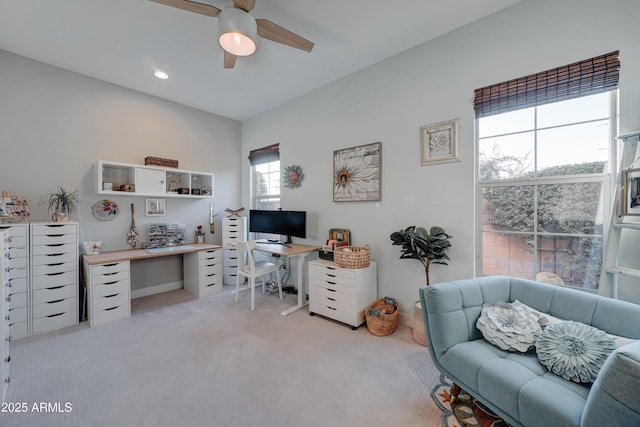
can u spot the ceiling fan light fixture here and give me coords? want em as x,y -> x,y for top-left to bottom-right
218,7 -> 257,57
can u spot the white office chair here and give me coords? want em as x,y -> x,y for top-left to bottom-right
235,241 -> 283,311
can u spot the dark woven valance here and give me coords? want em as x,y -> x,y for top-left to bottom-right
474,51 -> 620,118
248,143 -> 280,166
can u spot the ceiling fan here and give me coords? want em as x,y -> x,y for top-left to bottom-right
149,0 -> 315,69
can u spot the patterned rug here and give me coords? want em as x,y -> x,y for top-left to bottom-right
431,375 -> 510,427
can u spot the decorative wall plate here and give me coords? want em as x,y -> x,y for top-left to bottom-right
92,199 -> 119,221
283,164 -> 305,188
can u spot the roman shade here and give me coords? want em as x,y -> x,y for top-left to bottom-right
248,143 -> 280,166
474,51 -> 620,118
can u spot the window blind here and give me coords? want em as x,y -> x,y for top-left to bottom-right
474,51 -> 619,118
248,143 -> 280,166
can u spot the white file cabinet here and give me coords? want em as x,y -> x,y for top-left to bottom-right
0,224 -> 28,340
30,222 -> 78,334
308,259 -> 377,330
85,261 -> 131,327
184,248 -> 223,297
1,231 -> 11,402
222,217 -> 246,285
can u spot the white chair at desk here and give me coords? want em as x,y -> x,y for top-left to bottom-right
235,241 -> 283,311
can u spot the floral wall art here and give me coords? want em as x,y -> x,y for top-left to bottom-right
421,118 -> 460,165
333,142 -> 381,202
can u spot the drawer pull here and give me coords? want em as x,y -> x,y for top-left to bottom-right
326,274 -> 336,278
45,243 -> 64,247
326,306 -> 337,311
6,335 -> 12,342
5,377 -> 10,384
327,297 -> 336,302
5,356 -> 10,363
104,294 -> 119,299
5,315 -> 9,321
104,272 -> 118,276
45,234 -> 64,237
6,280 -> 12,288
103,263 -> 119,267
326,282 -> 336,286
103,281 -> 118,285
326,288 -> 337,292
206,273 -> 217,277
46,253 -> 65,257
5,296 -> 10,302
47,299 -> 65,304
104,306 -> 119,311
46,272 -> 64,276
47,285 -> 64,290
46,313 -> 65,318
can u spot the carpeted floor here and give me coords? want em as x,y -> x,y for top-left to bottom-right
2,285 -> 446,427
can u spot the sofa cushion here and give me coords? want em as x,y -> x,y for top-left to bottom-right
476,301 -> 541,352
536,321 -> 616,383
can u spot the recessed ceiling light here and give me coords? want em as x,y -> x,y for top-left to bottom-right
154,70 -> 169,80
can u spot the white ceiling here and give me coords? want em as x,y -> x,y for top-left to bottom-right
0,0 -> 522,121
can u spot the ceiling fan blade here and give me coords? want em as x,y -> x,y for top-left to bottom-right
256,19 -> 314,52
223,51 -> 238,69
233,0 -> 256,12
149,0 -> 221,17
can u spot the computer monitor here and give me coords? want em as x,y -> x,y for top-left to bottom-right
249,210 -> 306,244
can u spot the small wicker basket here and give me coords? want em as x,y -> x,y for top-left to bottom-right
364,297 -> 399,336
334,244 -> 370,269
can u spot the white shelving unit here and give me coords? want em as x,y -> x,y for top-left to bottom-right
96,160 -> 214,198
222,217 -> 246,285
1,230 -> 11,402
601,130 -> 640,298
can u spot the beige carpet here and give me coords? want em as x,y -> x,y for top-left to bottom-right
3,286 -> 444,427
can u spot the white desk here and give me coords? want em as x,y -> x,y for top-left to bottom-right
254,242 -> 320,316
83,244 -> 223,326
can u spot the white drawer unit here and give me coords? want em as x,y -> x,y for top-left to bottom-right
30,222 -> 78,334
222,217 -> 246,285
184,248 -> 223,298
85,261 -> 131,327
1,231 -> 11,402
0,224 -> 29,340
308,259 -> 377,330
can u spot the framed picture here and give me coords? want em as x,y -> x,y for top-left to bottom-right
622,168 -> 640,215
333,142 -> 381,202
421,118 -> 460,166
145,199 -> 165,216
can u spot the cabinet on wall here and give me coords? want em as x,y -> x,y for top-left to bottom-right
1,231 -> 11,402
96,160 -> 214,198
30,222 -> 78,334
184,248 -> 223,297
0,224 -> 29,340
222,217 -> 246,285
308,259 -> 377,330
85,261 -> 130,327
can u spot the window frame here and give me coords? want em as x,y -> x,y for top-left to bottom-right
474,91 -> 618,290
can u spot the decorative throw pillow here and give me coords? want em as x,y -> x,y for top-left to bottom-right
476,301 -> 541,352
536,321 -> 616,383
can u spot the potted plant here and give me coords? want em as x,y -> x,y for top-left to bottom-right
39,187 -> 79,222
390,225 -> 452,345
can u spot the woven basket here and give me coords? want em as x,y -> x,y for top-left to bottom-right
334,244 -> 370,269
364,298 -> 399,336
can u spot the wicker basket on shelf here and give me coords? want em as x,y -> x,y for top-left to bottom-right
364,297 -> 399,336
334,244 -> 370,269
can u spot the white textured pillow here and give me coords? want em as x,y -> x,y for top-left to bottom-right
476,301 -> 541,352
536,321 -> 616,383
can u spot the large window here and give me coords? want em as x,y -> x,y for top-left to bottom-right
475,53 -> 619,290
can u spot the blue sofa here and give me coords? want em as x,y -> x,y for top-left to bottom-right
419,276 -> 640,427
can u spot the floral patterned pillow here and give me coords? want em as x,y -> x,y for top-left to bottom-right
476,301 -> 542,352
536,321 -> 616,383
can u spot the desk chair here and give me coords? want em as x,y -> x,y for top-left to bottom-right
235,241 -> 283,311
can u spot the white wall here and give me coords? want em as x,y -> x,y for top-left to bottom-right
0,50 -> 241,290
241,0 -> 640,315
